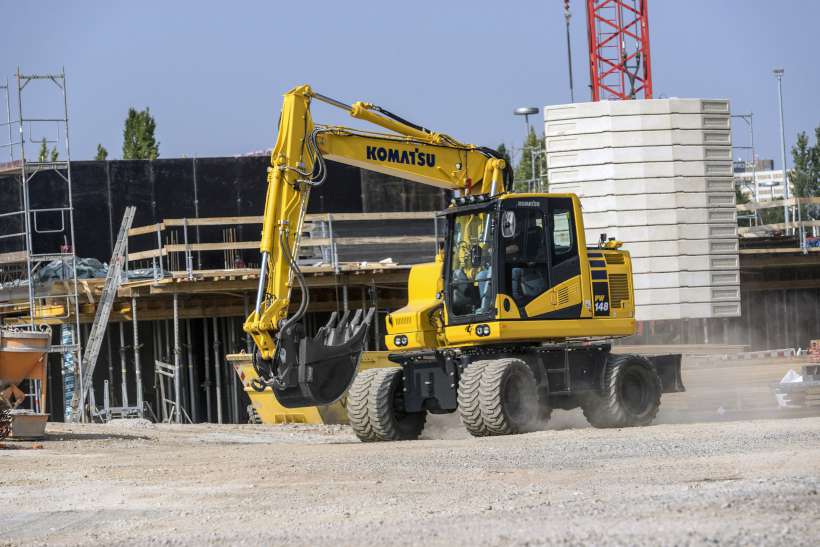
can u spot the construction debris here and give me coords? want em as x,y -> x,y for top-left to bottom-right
774,362 -> 820,409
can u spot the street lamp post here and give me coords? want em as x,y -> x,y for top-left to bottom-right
773,68 -> 790,230
563,0 -> 575,103
514,107 -> 540,192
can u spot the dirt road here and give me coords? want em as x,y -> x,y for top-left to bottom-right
1,414 -> 818,546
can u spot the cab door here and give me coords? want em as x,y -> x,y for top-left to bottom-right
513,197 -> 583,320
547,197 -> 581,292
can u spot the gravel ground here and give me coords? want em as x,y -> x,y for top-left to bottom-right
0,414 -> 818,546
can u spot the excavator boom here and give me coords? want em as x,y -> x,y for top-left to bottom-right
244,85 -> 508,408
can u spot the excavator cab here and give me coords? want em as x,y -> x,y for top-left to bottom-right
442,194 -> 585,326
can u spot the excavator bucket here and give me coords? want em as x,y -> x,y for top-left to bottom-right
271,308 -> 375,408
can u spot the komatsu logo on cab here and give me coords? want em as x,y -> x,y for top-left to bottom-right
366,146 -> 436,167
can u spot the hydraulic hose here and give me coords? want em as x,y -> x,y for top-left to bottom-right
276,228 -> 309,336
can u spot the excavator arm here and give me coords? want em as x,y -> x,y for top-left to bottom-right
243,84 -> 508,408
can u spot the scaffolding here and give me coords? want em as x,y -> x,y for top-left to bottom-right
0,68 -> 83,419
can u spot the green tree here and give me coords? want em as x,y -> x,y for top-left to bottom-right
735,184 -> 750,205
791,125 -> 820,219
760,206 -> 784,225
95,144 -> 109,161
122,107 -> 159,160
734,183 -> 752,226
513,126 -> 547,192
49,146 -> 58,162
38,137 -> 48,162
495,143 -> 512,168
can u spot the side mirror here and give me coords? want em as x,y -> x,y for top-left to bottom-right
501,210 -> 516,238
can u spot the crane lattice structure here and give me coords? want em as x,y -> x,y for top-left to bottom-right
586,0 -> 653,101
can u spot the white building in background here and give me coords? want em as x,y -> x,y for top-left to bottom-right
734,169 -> 791,202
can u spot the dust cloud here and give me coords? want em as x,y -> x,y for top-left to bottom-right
419,353 -> 818,440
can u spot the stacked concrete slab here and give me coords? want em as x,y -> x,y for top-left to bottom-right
544,99 -> 740,321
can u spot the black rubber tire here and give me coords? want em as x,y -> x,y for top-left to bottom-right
582,354 -> 662,428
479,358 -> 538,436
457,360 -> 493,437
347,368 -> 426,442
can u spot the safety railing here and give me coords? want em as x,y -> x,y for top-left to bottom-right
737,196 -> 820,252
126,212 -> 443,280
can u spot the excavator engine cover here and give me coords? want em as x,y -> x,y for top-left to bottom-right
269,308 -> 375,408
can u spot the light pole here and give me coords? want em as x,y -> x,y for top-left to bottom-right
514,107 -> 540,192
773,68 -> 790,229
514,106 -> 539,135
563,0 -> 575,102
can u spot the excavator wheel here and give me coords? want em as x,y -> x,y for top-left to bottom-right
347,368 -> 426,442
479,358 -> 538,436
581,354 -> 661,428
457,360 -> 493,437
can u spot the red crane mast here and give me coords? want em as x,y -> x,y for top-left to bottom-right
586,0 -> 653,101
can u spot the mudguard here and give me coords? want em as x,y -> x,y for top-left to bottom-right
647,354 -> 686,393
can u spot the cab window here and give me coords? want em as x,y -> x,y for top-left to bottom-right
552,209 -> 573,256
447,211 -> 495,318
502,206 -> 548,307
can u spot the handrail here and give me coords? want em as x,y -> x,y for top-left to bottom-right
126,211 -> 442,273
737,196 -> 820,212
128,211 -> 438,236
739,219 -> 820,234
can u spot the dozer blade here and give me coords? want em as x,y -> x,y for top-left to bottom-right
272,308 -> 375,408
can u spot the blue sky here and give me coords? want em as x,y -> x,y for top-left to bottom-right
1,0 -> 818,167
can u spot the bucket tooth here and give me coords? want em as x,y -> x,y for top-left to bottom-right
315,311 -> 338,340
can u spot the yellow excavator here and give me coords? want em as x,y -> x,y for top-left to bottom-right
243,85 -> 683,441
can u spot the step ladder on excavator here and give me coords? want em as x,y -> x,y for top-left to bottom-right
70,206 -> 137,422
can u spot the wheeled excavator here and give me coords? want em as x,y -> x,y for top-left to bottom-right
243,85 -> 684,441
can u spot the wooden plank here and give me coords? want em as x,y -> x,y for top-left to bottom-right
127,247 -> 167,261
320,211 -> 436,221
737,196 -> 820,211
156,235 -> 436,252
128,222 -> 165,237
738,219 -> 820,234
165,241 -> 258,253
739,247 -> 820,255
0,250 -> 27,264
153,211 -> 438,229
164,216 -> 263,227
303,235 -> 437,247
